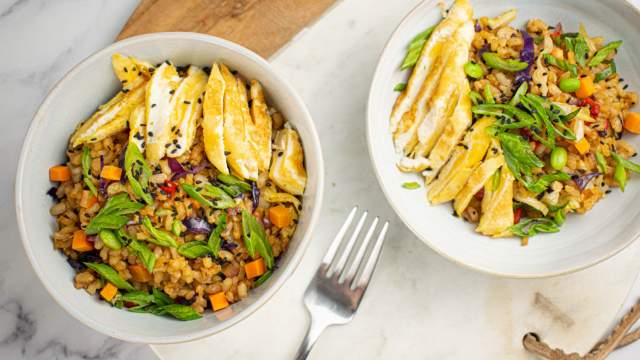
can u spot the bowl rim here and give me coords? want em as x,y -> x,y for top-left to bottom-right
15,31 -> 325,343
365,0 -> 640,279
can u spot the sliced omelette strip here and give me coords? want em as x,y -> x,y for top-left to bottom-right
237,77 -> 265,169
220,64 -> 259,181
453,154 -> 505,216
393,47 -> 453,155
476,166 -> 515,237
112,53 -> 153,91
202,63 -> 228,174
413,20 -> 475,157
514,184 -> 549,216
145,62 -> 181,164
70,82 -> 146,148
250,80 -> 273,171
389,0 -> 472,134
269,127 -> 307,196
427,117 -> 493,204
128,104 -> 146,152
167,66 -> 207,157
423,80 -> 473,183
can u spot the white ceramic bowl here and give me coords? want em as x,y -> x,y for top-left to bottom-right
15,33 -> 324,343
367,0 -> 640,278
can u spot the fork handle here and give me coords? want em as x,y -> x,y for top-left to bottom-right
294,318 -> 330,360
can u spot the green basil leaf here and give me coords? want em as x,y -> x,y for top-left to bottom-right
124,143 -> 153,205
242,210 -> 274,269
573,35 -> 589,67
142,216 -> 178,248
152,288 -> 174,306
177,241 -> 211,259
543,54 -> 578,77
524,172 -> 571,194
128,239 -> 156,273
84,262 -> 134,291
509,218 -> 560,238
498,132 -> 544,184
82,147 -> 98,196
208,214 -> 227,258
588,40 -> 623,67
99,229 -> 122,250
158,304 -> 202,321
241,210 -> 257,258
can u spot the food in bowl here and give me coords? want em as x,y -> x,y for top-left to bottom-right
47,54 -> 307,320
390,0 -> 640,242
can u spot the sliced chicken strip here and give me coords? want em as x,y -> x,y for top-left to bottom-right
202,63 -> 229,174
476,166 -> 515,237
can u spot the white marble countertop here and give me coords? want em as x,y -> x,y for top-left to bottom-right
3,0 -> 640,359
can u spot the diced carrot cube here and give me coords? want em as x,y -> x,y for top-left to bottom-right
49,165 -> 71,182
575,77 -> 595,99
100,282 -> 118,301
72,229 -> 93,252
128,264 -> 151,282
100,165 -> 122,181
624,112 -> 640,134
574,138 -> 590,155
80,190 -> 98,208
268,205 -> 292,228
209,292 -> 229,311
244,258 -> 266,279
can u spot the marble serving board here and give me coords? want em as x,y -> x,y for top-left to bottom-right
2,0 -> 640,359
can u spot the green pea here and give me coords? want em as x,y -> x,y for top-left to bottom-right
481,52 -> 528,72
550,147 -> 568,170
559,77 -> 580,93
464,61 -> 484,79
615,162 -> 627,192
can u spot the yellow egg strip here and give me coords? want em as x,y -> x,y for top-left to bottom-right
476,166 -> 515,236
202,63 -> 229,174
167,66 -> 207,158
145,62 -> 181,164
249,80 -> 273,171
269,128 -> 307,196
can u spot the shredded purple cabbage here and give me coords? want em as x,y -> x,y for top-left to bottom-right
98,155 -> 108,197
251,181 -> 260,212
221,241 -> 238,251
46,187 -> 59,201
182,217 -> 212,234
478,44 -> 490,59
169,158 -> 206,180
514,30 -> 535,87
572,172 -> 601,191
474,20 -> 481,32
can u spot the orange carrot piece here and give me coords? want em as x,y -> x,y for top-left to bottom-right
80,190 -> 98,208
100,165 -> 122,181
268,205 -> 292,228
49,165 -> 71,182
244,258 -> 266,279
209,292 -> 229,311
100,282 -> 118,301
72,229 -> 93,252
574,138 -> 590,155
575,77 -> 595,99
624,112 -> 640,134
128,264 -> 151,282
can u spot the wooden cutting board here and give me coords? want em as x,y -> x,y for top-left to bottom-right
117,0 -> 337,58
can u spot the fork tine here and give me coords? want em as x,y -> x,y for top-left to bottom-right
320,206 -> 358,267
352,221 -> 389,290
340,217 -> 378,283
329,210 -> 368,277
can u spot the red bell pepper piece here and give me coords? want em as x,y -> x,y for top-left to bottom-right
514,207 -> 523,224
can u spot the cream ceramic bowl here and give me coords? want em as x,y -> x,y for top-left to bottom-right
15,33 -> 324,343
367,0 -> 640,277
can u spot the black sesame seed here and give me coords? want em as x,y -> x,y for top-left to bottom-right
138,71 -> 142,76
121,79 -> 127,84
151,103 -> 157,108
171,149 -> 177,154
183,100 -> 191,105
169,89 -> 175,95
164,60 -> 171,65
224,151 -> 231,156
122,89 -> 130,93
605,190 -> 612,194
148,131 -> 154,137
198,98 -> 202,104
624,84 -> 629,90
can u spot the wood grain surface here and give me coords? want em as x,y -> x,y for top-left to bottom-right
118,0 -> 337,58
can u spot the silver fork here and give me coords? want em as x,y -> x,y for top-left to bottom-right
294,206 -> 389,360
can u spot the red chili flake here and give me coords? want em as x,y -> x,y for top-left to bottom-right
580,98 -> 600,118
514,207 -> 523,224
550,23 -> 563,38
159,181 -> 178,196
474,188 -> 485,200
520,128 -> 532,140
